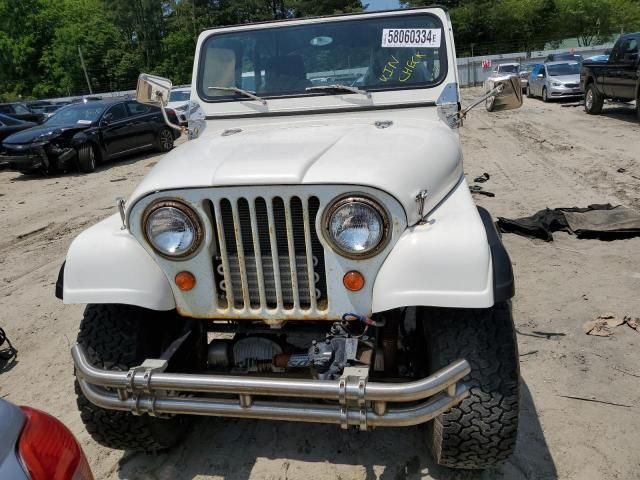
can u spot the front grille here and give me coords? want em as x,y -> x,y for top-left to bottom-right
564,83 -> 579,88
208,195 -> 327,312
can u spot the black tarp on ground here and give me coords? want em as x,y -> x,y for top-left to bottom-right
497,204 -> 640,241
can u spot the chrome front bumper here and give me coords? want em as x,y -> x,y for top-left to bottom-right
72,345 -> 471,430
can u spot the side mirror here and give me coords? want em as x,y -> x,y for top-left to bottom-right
101,112 -> 113,125
136,73 -> 172,107
484,74 -> 523,112
453,74 -> 523,124
537,73 -> 544,78
136,73 -> 182,132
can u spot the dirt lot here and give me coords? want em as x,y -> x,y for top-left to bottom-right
1,90 -> 639,480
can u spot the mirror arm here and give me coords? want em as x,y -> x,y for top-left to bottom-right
460,84 -> 504,119
159,100 -> 186,133
448,84 -> 504,126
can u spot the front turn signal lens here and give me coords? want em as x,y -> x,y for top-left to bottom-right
175,271 -> 196,291
343,271 -> 365,292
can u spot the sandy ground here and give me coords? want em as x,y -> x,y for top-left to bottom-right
1,90 -> 639,480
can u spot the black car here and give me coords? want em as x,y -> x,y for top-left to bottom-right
1,99 -> 181,174
0,103 -> 44,124
0,114 -> 36,143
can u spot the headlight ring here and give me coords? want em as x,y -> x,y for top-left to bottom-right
322,194 -> 391,259
142,199 -> 203,259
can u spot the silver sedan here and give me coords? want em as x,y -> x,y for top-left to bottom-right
527,61 -> 582,102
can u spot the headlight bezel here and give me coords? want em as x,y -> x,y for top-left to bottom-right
322,194 -> 391,259
142,199 -> 204,259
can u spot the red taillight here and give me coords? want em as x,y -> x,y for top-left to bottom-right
18,406 -> 94,480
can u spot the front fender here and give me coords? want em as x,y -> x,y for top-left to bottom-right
61,214 -> 175,310
372,180 -> 512,311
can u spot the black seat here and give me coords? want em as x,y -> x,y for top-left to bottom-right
263,55 -> 310,93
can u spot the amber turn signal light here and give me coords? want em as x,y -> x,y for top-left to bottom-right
343,270 -> 365,292
175,271 -> 196,291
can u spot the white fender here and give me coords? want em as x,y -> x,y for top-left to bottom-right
63,214 -> 175,310
372,180 -> 494,311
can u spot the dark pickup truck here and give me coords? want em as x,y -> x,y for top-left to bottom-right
581,33 -> 640,119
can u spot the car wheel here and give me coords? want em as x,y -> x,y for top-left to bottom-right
526,86 -> 533,98
422,302 -> 520,469
542,87 -> 549,102
77,144 -> 96,173
584,83 -> 604,114
75,304 -> 205,452
485,96 -> 495,112
156,127 -> 175,152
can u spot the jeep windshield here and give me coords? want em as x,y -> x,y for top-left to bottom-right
197,13 -> 447,102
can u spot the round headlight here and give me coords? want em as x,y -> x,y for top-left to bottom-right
325,196 -> 389,258
144,201 -> 203,258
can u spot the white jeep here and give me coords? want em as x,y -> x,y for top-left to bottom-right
58,7 -> 523,470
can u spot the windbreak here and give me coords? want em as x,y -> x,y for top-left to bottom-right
198,13 -> 447,101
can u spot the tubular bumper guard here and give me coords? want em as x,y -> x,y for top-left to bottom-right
72,344 -> 471,430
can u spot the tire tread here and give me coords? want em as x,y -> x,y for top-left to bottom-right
423,303 -> 520,469
75,304 -> 189,452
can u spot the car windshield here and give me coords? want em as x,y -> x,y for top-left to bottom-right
498,64 -> 519,73
198,13 -> 447,101
547,62 -> 580,76
45,103 -> 106,125
14,104 -> 31,114
169,90 -> 191,102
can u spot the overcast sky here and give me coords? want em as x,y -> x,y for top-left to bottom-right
365,0 -> 402,11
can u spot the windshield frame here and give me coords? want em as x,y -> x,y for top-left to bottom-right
196,11 -> 448,105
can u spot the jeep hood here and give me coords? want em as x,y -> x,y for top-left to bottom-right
129,116 -> 463,225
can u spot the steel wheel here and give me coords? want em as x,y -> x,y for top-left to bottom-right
158,128 -> 174,152
77,144 -> 97,173
584,84 -> 604,114
585,89 -> 594,110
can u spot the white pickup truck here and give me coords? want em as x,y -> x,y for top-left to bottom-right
58,6 -> 523,470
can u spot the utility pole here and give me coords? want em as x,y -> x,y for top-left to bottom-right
78,46 -> 93,95
470,43 -> 476,86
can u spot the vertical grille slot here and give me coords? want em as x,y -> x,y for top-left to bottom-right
291,197 -> 311,309
273,197 -> 293,309
211,193 -> 327,314
309,197 -> 327,310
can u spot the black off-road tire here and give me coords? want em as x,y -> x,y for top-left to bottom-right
156,127 -> 175,152
422,302 -> 520,469
77,143 -> 96,173
75,304 -> 202,452
585,83 -> 604,114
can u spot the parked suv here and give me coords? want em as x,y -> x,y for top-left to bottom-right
58,7 -> 522,470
